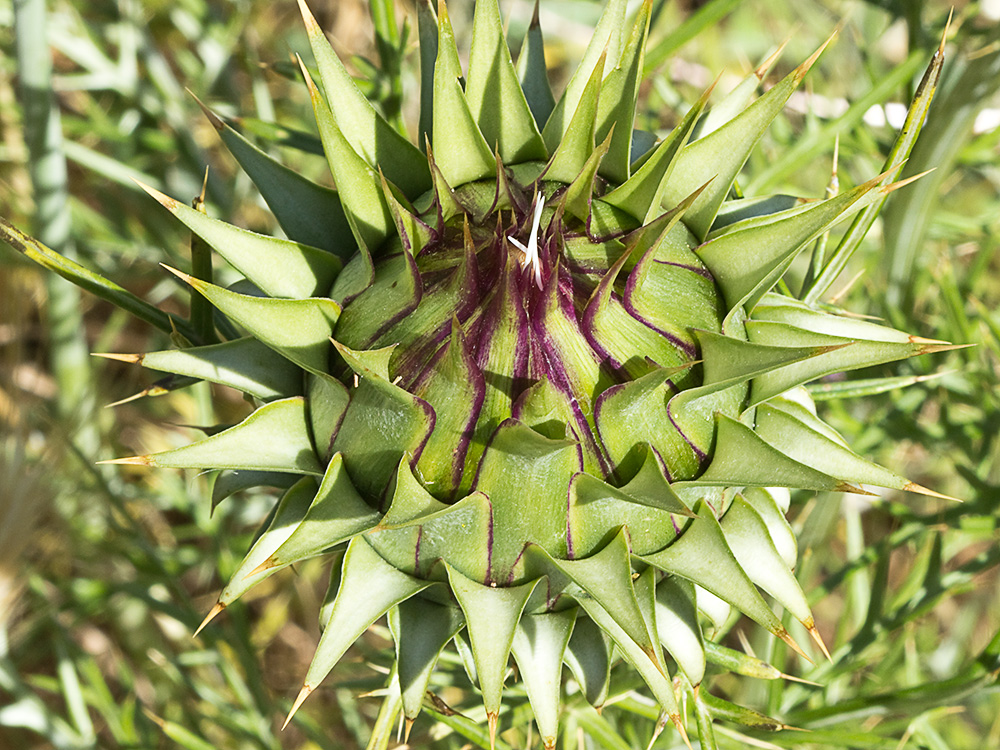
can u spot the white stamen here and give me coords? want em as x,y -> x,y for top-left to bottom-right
507,194 -> 546,290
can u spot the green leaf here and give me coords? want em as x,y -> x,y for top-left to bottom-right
217,478 -> 317,608
700,173 -> 887,313
163,266 -> 340,376
515,0 -> 555,130
98,336 -> 303,402
754,401 -> 912,493
388,596 -> 465,722
640,502 -> 802,656
106,396 -> 322,475
196,101 -> 354,259
655,576 -> 705,685
412,320 -> 486,499
594,367 -> 698,483
307,372 -> 349,463
432,2 -> 496,187
741,487 -> 796,569
139,182 -> 341,299
472,420 -> 579,582
559,128 -> 612,223
330,342 -> 435,498
745,319 -> 954,406
510,609 -> 576,748
567,467 -> 689,558
415,0 -> 437,147
548,530 -> 659,666
720,495 -> 812,625
562,616 -> 611,708
544,50 -> 605,185
297,538 -> 431,703
300,60 -> 394,252
445,564 -> 539,734
256,453 -> 381,574
601,83 -> 708,223
333,247 -> 421,350
297,0 -> 430,199
659,40 -> 831,240
465,0 -> 546,163
594,0 -> 651,183
211,470 -> 298,510
674,413 -> 857,493
542,0 -> 626,149
0,217 -> 200,343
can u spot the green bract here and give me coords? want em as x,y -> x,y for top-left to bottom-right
2,0 -> 955,747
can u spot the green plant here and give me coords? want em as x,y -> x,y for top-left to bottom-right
3,1 -> 989,749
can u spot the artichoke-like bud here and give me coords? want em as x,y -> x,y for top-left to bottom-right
52,0 -> 955,746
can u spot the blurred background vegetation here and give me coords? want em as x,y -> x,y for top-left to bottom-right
1,0 -> 999,747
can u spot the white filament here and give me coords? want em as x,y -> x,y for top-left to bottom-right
507,194 -> 545,290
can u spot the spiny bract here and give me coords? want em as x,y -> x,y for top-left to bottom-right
98,0 -> 950,746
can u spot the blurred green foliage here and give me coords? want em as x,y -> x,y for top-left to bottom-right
1,0 -> 999,748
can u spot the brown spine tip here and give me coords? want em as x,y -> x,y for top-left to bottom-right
915,342 -> 975,355
403,717 -> 415,743
487,710 -> 498,750
296,0 -> 320,33
194,601 -> 226,637
98,456 -> 154,467
756,38 -> 790,80
881,168 -> 936,194
93,352 -> 144,364
780,671 -> 823,687
903,481 -> 961,502
776,627 -> 814,664
244,556 -> 279,580
939,8 -> 954,56
282,685 -> 314,730
530,0 -> 541,28
131,179 -> 179,211
190,92 -> 226,131
671,714 -> 693,750
160,263 -> 199,288
795,27 -> 839,82
807,625 -> 832,661
835,482 -> 879,497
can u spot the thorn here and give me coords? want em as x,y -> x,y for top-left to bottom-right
671,713 -> 693,750
97,456 -> 154,467
487,710 -> 498,750
827,268 -> 865,304
104,387 -> 167,408
189,91 -> 225,131
940,8 -> 954,56
915,342 -> 976,355
194,601 -> 225,637
404,717 -> 414,743
296,0 -> 320,33
903,482 -> 961,502
131,179 -> 179,210
92,352 -> 144,364
779,671 -> 823,687
244,556 -> 278,579
197,166 -> 210,208
908,335 -> 951,345
283,685 -> 313,730
160,263 -> 197,286
646,711 -> 667,750
776,627 -> 814,664
779,723 -> 813,732
881,168 -> 936,194
795,26 -> 839,81
756,38 -> 790,80
807,625 -> 832,661
835,482 -> 879,497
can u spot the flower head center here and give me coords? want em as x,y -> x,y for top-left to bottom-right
507,193 -> 546,290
